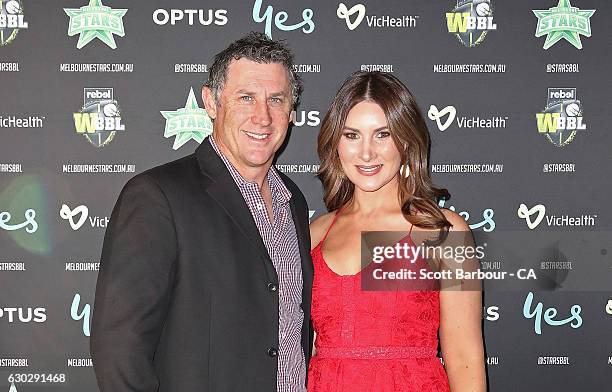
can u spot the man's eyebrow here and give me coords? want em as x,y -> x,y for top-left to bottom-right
269,91 -> 290,97
235,89 -> 255,95
233,89 -> 289,97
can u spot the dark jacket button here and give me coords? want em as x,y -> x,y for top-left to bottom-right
267,347 -> 278,357
267,282 -> 278,292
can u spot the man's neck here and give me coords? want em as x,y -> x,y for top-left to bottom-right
212,136 -> 271,189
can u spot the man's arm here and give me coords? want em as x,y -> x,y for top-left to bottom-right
91,174 -> 178,392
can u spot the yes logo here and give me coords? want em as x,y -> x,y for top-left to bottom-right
252,0 -> 315,38
523,291 -> 582,335
60,204 -> 89,230
71,293 -> 91,337
517,203 -> 546,230
0,208 -> 37,233
64,0 -> 127,49
446,0 -> 496,47
428,105 -> 456,132
337,3 -> 366,30
438,198 -> 495,232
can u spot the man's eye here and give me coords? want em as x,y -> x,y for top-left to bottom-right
269,97 -> 283,104
240,96 -> 253,101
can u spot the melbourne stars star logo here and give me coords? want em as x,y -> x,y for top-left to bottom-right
533,0 -> 595,50
160,88 -> 213,150
64,0 -> 127,49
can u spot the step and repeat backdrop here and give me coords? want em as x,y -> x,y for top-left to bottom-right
1,0 -> 611,391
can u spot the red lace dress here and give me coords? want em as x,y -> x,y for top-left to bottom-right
307,212 -> 450,392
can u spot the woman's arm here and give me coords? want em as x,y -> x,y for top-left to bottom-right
439,210 -> 487,391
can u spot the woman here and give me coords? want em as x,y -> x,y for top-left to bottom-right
308,71 -> 486,391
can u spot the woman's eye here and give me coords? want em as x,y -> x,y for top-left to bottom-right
377,131 -> 391,138
343,132 -> 359,140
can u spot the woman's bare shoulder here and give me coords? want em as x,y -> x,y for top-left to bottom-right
440,208 -> 470,231
309,211 -> 336,249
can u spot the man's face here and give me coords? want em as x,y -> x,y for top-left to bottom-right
203,58 -> 293,173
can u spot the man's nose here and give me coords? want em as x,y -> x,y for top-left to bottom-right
252,100 -> 272,126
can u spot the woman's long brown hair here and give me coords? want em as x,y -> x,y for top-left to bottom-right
317,71 -> 452,231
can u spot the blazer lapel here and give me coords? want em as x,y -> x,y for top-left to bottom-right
195,138 -> 278,281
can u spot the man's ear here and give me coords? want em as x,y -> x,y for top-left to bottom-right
202,86 -> 217,120
289,108 -> 295,124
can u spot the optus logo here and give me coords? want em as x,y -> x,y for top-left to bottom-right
0,307 -> 46,323
291,110 -> 320,127
152,9 -> 227,26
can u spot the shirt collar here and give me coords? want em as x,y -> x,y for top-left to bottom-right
208,136 -> 292,205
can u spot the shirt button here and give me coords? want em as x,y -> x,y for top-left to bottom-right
267,347 -> 278,357
267,282 -> 278,292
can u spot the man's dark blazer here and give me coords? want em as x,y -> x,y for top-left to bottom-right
91,138 -> 314,391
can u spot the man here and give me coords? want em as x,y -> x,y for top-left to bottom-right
91,32 -> 313,392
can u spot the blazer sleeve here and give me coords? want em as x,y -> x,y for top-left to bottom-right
90,174 -> 178,392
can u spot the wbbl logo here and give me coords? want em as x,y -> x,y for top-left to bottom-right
73,88 -> 125,147
446,0 -> 496,47
536,88 -> 586,147
0,0 -> 28,46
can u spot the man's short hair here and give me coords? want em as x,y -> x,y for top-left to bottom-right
204,31 -> 302,107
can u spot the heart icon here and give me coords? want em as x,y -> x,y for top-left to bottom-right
60,204 -> 89,231
606,299 -> 612,315
337,2 -> 366,30
517,203 -> 546,230
428,105 -> 456,132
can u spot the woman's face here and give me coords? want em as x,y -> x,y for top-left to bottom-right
337,101 -> 402,193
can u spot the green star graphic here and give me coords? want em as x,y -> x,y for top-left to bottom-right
533,0 -> 595,50
161,88 -> 213,150
64,0 -> 127,49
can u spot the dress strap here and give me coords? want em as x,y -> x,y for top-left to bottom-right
320,207 -> 343,245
